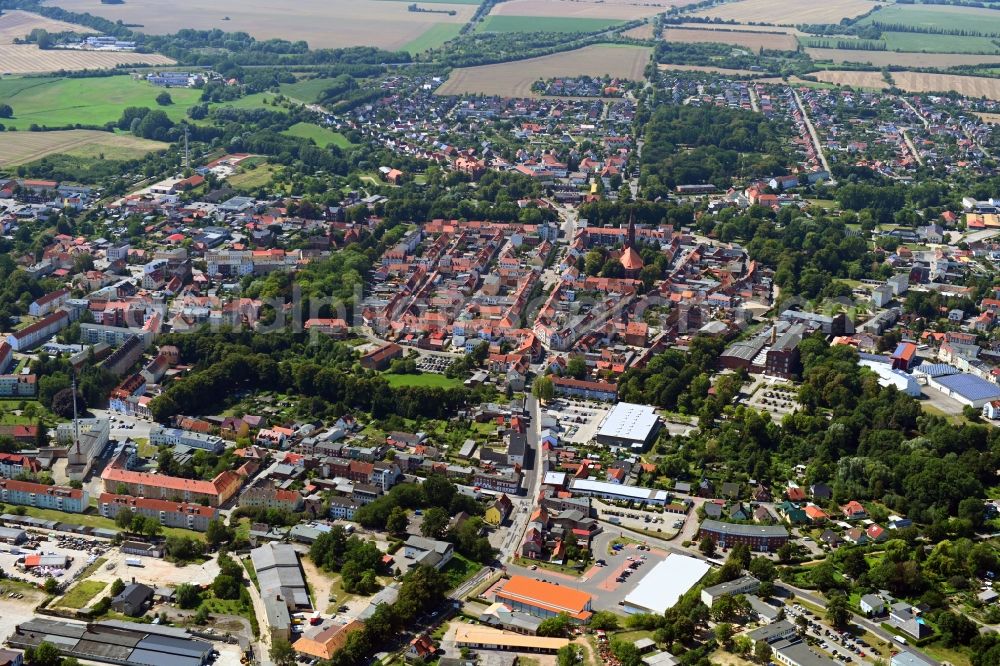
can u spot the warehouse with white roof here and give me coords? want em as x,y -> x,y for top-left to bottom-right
623,553 -> 711,614
595,402 -> 661,450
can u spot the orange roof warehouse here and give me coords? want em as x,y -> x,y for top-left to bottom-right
494,575 -> 592,622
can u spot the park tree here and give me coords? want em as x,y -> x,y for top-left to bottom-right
754,640 -> 772,664
270,639 -> 296,666
826,593 -> 851,629
110,578 -> 125,596
420,507 -> 449,539
205,519 -> 233,547
699,536 -> 716,556
532,376 -> 554,403
25,642 -> 62,666
386,506 -> 409,535
590,610 -> 620,631
0,104 -> 12,118
175,583 -> 201,609
537,613 -> 572,637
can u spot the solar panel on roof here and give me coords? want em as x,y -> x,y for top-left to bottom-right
935,373 -> 1000,401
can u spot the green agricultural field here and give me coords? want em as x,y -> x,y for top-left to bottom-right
478,15 -> 625,34
858,3 -> 1000,36
282,122 -> 355,149
278,77 -> 345,103
382,373 -> 463,389
883,31 -> 1000,54
0,76 -> 203,130
403,22 -> 464,53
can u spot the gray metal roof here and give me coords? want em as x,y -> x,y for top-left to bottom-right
701,519 -> 788,538
128,648 -> 204,666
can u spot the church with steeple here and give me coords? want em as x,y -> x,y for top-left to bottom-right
619,215 -> 644,278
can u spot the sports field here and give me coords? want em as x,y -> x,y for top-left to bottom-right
0,130 -> 168,167
806,48 -> 1000,68
282,122 -> 354,149
382,373 -> 463,389
490,0 -> 665,20
664,27 -> 798,51
478,15 -> 625,33
436,44 -> 651,97
693,0 -> 878,26
0,76 -> 202,129
45,0 -> 476,50
857,3 -> 1000,35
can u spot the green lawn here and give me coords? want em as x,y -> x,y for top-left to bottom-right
883,32 -> 1000,53
382,373 -> 463,389
403,23 -> 465,53
0,76 -> 203,130
282,122 -> 354,149
59,579 -> 108,609
14,505 -> 204,541
228,163 -> 279,191
478,16 -> 625,34
857,3 -> 1000,35
200,595 -> 260,637
441,553 -> 482,590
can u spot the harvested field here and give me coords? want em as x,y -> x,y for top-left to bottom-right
812,69 -> 1000,99
672,22 -> 805,36
976,112 -> 1000,124
490,0 -> 667,20
806,47 -> 1000,68
0,130 -> 168,167
478,15 -> 625,33
693,0 -> 878,26
658,63 -> 765,76
809,70 -> 888,90
623,23 -> 654,39
0,44 -> 174,74
892,71 -> 1000,99
42,0 -> 476,50
436,44 -> 651,97
664,27 -> 798,51
0,9 -> 93,43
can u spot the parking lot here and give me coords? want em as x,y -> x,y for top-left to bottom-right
543,400 -> 608,445
593,499 -> 684,538
0,533 -> 104,585
785,602 -> 882,665
417,357 -> 451,373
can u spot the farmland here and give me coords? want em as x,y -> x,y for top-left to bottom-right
282,122 -> 355,149
693,0 -> 879,26
882,32 -> 1000,54
809,70 -> 888,90
489,0 -> 666,20
805,48 -> 1000,68
435,44 -> 651,97
623,23 -> 654,40
658,63 -> 767,76
857,3 -> 1000,36
477,15 -> 625,34
0,44 -> 174,75
810,69 -> 1000,100
0,130 -> 168,167
663,27 -> 799,51
0,10 -> 94,42
0,76 -> 203,130
44,0 -> 477,50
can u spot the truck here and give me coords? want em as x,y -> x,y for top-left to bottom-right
125,558 -> 143,567
892,636 -> 907,646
